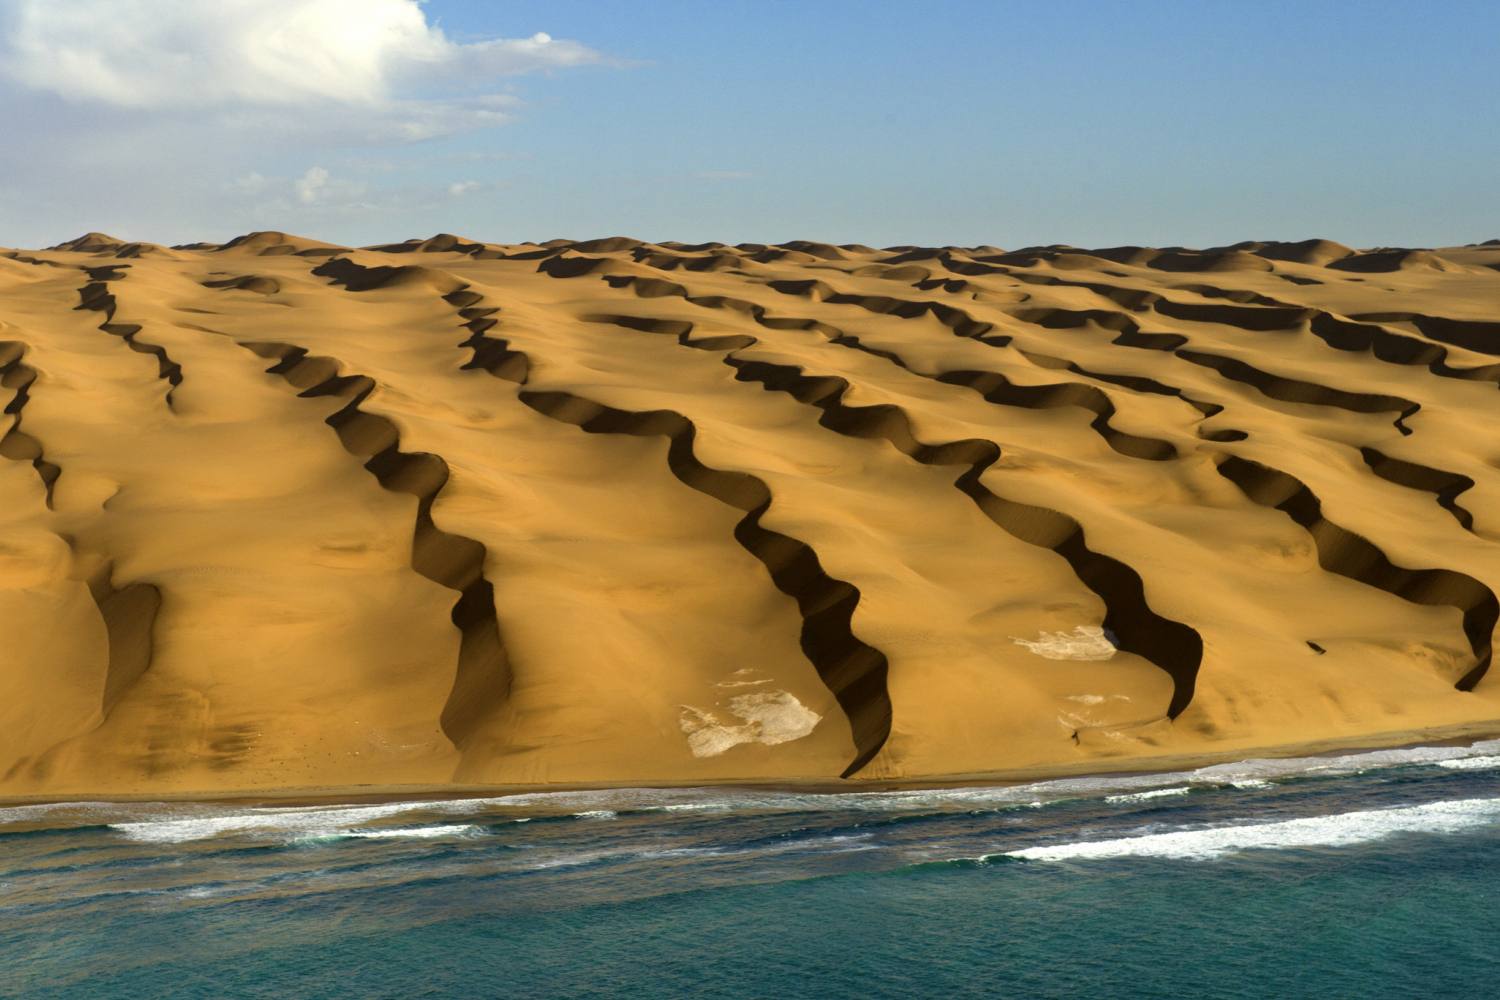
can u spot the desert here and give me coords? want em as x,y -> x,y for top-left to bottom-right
8,1 -> 1500,996
3,231 -> 1497,797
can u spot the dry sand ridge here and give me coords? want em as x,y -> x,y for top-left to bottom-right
2,231 -> 1498,794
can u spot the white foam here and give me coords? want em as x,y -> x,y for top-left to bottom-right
660,802 -> 731,813
1012,625 -> 1117,661
1436,755 -> 1500,771
109,800 -> 504,844
12,736 -> 1500,841
527,832 -> 875,871
1105,787 -> 1191,804
527,848 -> 637,871
269,735 -> 1500,818
0,801 -> 125,825
572,810 -> 618,820
1190,738 -> 1500,787
334,824 -> 480,841
635,845 -> 729,860
1006,796 -> 1500,862
181,885 -> 243,899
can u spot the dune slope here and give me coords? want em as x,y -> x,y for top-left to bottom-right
1,234 -> 1498,794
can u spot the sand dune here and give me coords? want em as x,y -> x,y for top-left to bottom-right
1,233 -> 1498,794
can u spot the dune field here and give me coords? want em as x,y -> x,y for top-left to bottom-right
1,230 -> 1498,796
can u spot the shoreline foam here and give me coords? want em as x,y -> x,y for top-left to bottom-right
5,727 -> 1499,826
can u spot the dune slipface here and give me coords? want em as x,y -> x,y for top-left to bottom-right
1,233 -> 1498,795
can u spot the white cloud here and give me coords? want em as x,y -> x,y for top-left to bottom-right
295,167 -> 330,204
234,167 -> 373,215
447,180 -> 482,197
0,1 -> 617,246
0,1 -> 604,112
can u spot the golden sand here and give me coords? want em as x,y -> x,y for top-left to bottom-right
2,232 -> 1497,795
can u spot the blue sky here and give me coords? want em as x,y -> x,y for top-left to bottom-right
1,0 -> 1495,248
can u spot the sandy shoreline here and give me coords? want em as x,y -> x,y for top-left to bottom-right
5,719 -> 1498,810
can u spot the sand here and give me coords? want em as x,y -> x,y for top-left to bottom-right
1,231 -> 1497,796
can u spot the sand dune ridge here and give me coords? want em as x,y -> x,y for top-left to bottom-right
1,233 -> 1497,792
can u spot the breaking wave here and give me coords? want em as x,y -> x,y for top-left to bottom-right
1004,797 -> 1500,862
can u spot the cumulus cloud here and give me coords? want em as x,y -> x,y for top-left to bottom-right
294,167 -> 330,204
231,167 -> 376,216
0,1 -> 603,113
0,1 -> 617,245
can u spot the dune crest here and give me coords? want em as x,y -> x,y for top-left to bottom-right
213,231 -> 348,257
1,234 -> 1498,794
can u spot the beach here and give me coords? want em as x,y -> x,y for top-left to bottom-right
4,736 -> 1500,998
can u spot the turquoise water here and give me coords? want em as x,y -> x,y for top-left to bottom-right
4,743 -> 1500,999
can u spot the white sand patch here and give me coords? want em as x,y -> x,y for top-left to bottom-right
1012,625 -> 1117,661
1056,712 -> 1090,731
679,690 -> 821,758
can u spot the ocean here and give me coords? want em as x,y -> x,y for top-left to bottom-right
3,742 -> 1499,999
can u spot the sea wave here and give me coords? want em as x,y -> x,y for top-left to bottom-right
7,735 -> 1499,840
525,831 -> 876,871
1188,738 -> 1500,786
0,801 -> 134,827
110,803 -> 497,844
1104,787 -> 1191,805
299,824 -> 483,843
1436,755 -> 1500,771
1003,796 -> 1500,862
464,737 -> 1500,816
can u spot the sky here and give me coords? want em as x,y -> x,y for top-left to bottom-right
0,0 -> 1496,249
